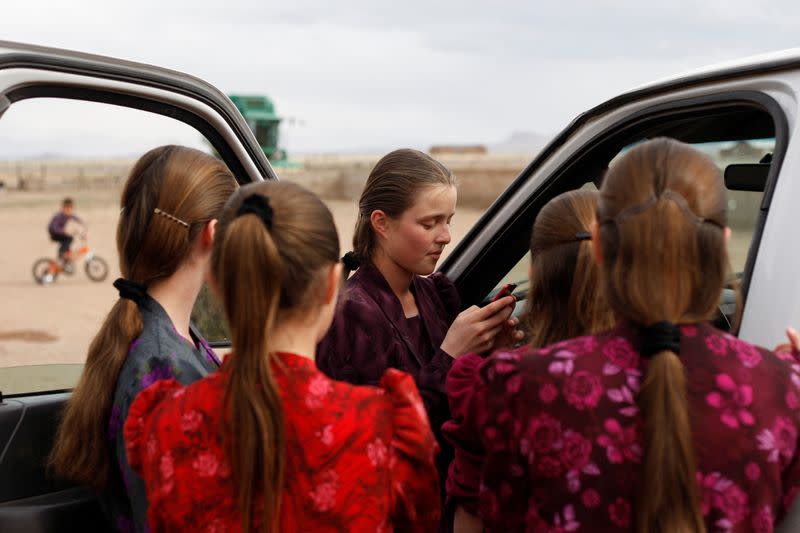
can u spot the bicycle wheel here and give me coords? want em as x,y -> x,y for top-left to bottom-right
32,258 -> 59,285
85,256 -> 109,282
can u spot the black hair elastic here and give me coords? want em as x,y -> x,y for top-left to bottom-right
575,231 -> 592,241
640,321 -> 681,358
113,278 -> 147,305
342,251 -> 361,271
237,194 -> 274,230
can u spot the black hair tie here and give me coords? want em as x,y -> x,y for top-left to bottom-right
342,251 -> 361,271
237,194 -> 273,230
113,278 -> 147,305
640,321 -> 681,358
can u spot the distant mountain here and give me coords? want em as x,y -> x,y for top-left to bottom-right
490,131 -> 550,155
12,151 -> 153,161
18,152 -> 66,161
292,132 -> 551,158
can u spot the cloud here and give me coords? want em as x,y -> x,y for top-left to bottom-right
0,0 -> 799,155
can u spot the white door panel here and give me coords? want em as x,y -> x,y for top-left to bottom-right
740,123 -> 800,347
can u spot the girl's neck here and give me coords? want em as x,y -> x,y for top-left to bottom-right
148,263 -> 205,343
268,319 -> 321,361
372,251 -> 414,298
372,252 -> 418,318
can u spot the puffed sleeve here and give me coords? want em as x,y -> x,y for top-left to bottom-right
124,379 -> 181,474
381,369 -> 442,531
123,379 -> 184,532
441,353 -> 487,516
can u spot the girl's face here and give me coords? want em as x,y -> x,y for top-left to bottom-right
377,185 -> 457,276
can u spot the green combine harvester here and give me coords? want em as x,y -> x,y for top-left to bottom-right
229,94 -> 298,167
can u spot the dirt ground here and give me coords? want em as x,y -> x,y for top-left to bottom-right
0,186 -> 754,377
0,188 -> 485,370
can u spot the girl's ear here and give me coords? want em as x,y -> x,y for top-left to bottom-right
192,219 -> 217,264
201,219 -> 217,250
370,210 -> 390,240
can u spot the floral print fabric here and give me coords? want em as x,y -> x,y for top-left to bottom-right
104,296 -> 219,533
316,264 -> 462,530
444,322 -> 800,532
124,352 -> 440,532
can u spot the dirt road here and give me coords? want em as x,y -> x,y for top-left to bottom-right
0,185 -> 754,375
0,188 -> 485,369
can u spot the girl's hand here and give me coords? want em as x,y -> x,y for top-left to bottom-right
441,296 -> 516,357
491,315 -> 525,351
775,327 -> 800,354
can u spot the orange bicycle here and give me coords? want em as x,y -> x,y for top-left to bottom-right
32,233 -> 109,285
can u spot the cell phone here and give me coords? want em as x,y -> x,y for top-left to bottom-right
491,283 -> 517,303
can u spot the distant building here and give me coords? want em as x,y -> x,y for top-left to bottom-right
430,145 -> 488,156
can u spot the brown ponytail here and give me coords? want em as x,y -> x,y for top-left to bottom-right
49,146 -> 236,488
211,181 -> 340,531
525,190 -> 614,347
638,351 -> 704,532
216,214 -> 285,532
347,148 -> 456,276
598,138 -> 728,533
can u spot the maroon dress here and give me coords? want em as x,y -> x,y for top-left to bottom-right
316,264 -> 461,524
444,322 -> 800,532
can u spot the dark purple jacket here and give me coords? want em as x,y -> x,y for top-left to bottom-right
316,263 -> 461,522
47,212 -> 82,236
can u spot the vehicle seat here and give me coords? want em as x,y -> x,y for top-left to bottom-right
0,486 -> 112,533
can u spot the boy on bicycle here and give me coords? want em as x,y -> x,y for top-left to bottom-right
48,198 -> 85,267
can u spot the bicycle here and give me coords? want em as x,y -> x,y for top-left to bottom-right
32,233 -> 109,285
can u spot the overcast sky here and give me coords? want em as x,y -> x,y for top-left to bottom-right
1,0 -> 800,157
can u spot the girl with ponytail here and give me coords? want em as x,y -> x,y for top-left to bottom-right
445,138 -> 800,532
444,189 -> 615,531
317,149 -> 521,530
49,146 -> 236,532
124,181 -> 440,532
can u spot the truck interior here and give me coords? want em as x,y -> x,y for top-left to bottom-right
466,93 -> 783,336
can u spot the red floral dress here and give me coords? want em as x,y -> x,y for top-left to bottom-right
444,322 -> 800,532
124,352 -> 440,532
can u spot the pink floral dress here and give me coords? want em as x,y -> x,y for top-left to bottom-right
444,322 -> 800,532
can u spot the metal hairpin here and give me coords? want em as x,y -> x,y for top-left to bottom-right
153,208 -> 190,228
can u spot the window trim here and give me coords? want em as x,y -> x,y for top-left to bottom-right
0,45 -> 276,182
448,91 -> 789,321
0,87 -> 258,390
4,84 -> 264,186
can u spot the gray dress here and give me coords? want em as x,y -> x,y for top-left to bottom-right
103,295 -> 220,532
